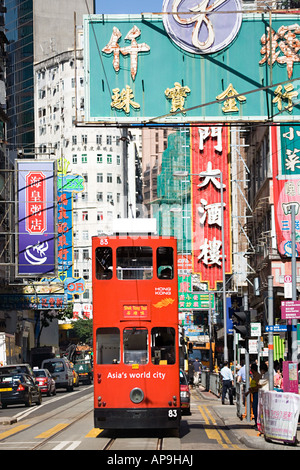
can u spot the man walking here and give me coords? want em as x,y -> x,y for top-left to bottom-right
220,361 -> 234,405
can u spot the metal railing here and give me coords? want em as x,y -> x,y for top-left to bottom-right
200,371 -> 246,420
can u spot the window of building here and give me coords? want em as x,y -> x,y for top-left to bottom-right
96,135 -> 102,145
82,211 -> 88,221
97,173 -> 103,183
83,249 -> 89,260
97,154 -> 103,163
82,154 -> 87,164
107,154 -> 112,164
97,192 -> 103,202
107,173 -> 112,183
83,269 -> 89,280
97,211 -> 104,221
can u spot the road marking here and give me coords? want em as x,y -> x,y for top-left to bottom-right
198,405 -> 242,450
52,440 -> 81,450
85,428 -> 103,437
35,423 -> 69,439
0,424 -> 30,440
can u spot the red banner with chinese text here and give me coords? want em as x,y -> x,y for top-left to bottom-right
191,126 -> 232,290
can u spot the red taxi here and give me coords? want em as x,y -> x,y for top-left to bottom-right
33,368 -> 56,396
180,369 -> 191,415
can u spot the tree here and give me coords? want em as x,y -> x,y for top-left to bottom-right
71,318 -> 93,345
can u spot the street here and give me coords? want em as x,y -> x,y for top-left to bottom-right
0,386 -> 249,451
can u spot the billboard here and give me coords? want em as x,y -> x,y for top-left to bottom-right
17,161 -> 56,276
191,125 -> 232,289
84,6 -> 300,124
272,124 -> 300,257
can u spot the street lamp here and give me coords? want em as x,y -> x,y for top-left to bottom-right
199,169 -> 228,363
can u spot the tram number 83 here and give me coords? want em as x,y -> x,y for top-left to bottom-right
168,410 -> 178,419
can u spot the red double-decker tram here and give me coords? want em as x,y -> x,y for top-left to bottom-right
92,235 -> 180,431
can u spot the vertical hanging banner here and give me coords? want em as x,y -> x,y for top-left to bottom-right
17,161 -> 56,276
191,126 -> 232,290
272,125 -> 300,257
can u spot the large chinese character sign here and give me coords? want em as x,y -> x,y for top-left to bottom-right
17,161 -> 56,276
84,8 -> 300,124
272,125 -> 300,257
191,126 -> 232,289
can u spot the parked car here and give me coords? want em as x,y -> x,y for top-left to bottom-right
180,369 -> 191,415
0,373 -> 42,408
41,357 -> 73,392
33,368 -> 56,396
0,364 -> 35,380
74,360 -> 93,385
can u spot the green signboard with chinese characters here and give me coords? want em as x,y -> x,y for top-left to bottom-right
84,6 -> 300,124
179,292 -> 215,310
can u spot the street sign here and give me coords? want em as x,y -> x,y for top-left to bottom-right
266,325 -> 297,332
281,300 -> 300,319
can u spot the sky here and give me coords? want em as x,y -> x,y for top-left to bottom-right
95,0 -> 164,14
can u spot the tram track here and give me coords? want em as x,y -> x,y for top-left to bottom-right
102,436 -> 164,451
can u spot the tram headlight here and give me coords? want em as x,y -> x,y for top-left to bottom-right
130,387 -> 144,404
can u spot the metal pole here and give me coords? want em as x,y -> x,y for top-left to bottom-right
291,205 -> 298,362
220,173 -> 228,362
268,275 -> 274,391
244,292 -> 250,422
209,292 -> 213,372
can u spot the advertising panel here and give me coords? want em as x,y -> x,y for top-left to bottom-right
191,125 -> 232,289
84,7 -> 300,124
17,161 -> 56,276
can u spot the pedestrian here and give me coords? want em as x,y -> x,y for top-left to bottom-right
193,358 -> 201,386
220,361 -> 234,405
258,362 -> 270,391
245,363 -> 261,429
188,360 -> 194,387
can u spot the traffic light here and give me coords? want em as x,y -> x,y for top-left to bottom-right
232,308 -> 251,339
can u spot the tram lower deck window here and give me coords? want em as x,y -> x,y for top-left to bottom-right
151,327 -> 175,365
117,247 -> 153,280
96,327 -> 120,364
123,327 -> 148,364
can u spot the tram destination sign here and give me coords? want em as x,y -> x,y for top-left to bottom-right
84,4 -> 300,124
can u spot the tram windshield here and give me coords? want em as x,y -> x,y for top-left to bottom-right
117,247 -> 153,280
123,327 -> 148,364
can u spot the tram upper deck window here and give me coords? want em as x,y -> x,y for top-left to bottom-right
96,327 -> 120,364
151,327 -> 175,365
123,327 -> 148,364
95,247 -> 113,280
116,246 -> 152,280
157,247 -> 174,279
